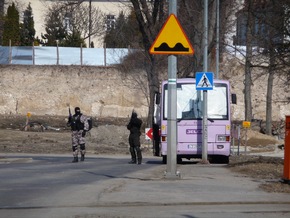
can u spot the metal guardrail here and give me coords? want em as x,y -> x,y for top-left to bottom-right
0,46 -> 132,66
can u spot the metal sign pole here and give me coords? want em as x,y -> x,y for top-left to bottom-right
216,0 -> 220,79
165,0 -> 180,179
202,0 -> 209,163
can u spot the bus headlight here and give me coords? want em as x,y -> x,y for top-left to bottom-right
217,135 -> 230,142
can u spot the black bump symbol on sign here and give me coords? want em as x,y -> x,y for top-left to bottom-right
154,42 -> 189,52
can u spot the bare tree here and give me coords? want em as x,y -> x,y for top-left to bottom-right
128,0 -> 234,125
63,2 -> 105,41
263,0 -> 288,135
244,0 -> 254,122
0,0 -> 4,45
129,0 -> 167,126
43,0 -> 105,46
229,0 -> 289,134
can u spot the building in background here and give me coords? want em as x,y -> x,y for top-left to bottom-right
234,0 -> 284,47
25,0 -> 131,47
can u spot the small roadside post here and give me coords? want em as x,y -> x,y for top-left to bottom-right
242,121 -> 251,154
24,112 -> 31,131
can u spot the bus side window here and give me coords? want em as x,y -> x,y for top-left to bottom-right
232,94 -> 237,104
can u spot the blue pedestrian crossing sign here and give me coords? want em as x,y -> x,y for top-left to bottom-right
196,72 -> 214,90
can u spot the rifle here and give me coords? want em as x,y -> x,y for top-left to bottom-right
127,109 -> 135,130
67,106 -> 72,125
69,107 -> 72,118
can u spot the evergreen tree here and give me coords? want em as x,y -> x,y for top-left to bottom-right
105,12 -> 127,48
62,30 -> 86,47
42,2 -> 101,47
41,9 -> 66,46
20,3 -> 35,46
3,3 -> 20,46
104,11 -> 141,48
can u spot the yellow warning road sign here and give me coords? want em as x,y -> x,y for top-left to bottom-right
149,14 -> 194,55
242,121 -> 251,128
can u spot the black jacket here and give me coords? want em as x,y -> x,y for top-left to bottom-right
127,117 -> 142,135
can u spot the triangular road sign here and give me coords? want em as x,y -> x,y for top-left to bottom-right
149,14 -> 194,55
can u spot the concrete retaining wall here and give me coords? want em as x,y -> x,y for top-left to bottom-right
0,65 -> 149,118
0,62 -> 289,122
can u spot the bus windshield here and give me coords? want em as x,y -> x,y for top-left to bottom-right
164,83 -> 229,120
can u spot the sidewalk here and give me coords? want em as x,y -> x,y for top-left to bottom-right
97,161 -> 290,205
1,153 -> 290,218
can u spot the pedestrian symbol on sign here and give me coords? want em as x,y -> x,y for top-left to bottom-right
202,75 -> 209,87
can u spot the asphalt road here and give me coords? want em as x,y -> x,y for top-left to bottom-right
1,153 -> 290,218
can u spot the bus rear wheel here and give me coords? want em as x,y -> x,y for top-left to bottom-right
211,155 -> 229,164
220,156 -> 229,164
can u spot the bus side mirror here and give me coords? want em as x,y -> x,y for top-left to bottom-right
155,92 -> 160,105
231,94 -> 237,104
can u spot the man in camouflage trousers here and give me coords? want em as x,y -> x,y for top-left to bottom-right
67,107 -> 89,162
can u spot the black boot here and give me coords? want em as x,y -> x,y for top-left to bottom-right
72,156 -> 78,163
128,160 -> 136,164
81,154 -> 85,161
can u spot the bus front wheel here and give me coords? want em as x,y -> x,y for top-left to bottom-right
162,156 -> 182,164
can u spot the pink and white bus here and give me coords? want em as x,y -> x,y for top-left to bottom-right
153,78 -> 236,164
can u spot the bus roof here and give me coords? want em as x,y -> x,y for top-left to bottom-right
162,78 -> 230,85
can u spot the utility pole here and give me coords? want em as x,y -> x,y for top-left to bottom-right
165,0 -> 180,179
201,0 -> 210,164
216,0 -> 220,79
89,0 -> 92,47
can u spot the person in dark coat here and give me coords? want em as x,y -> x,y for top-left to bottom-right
127,111 -> 142,164
67,107 -> 89,163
